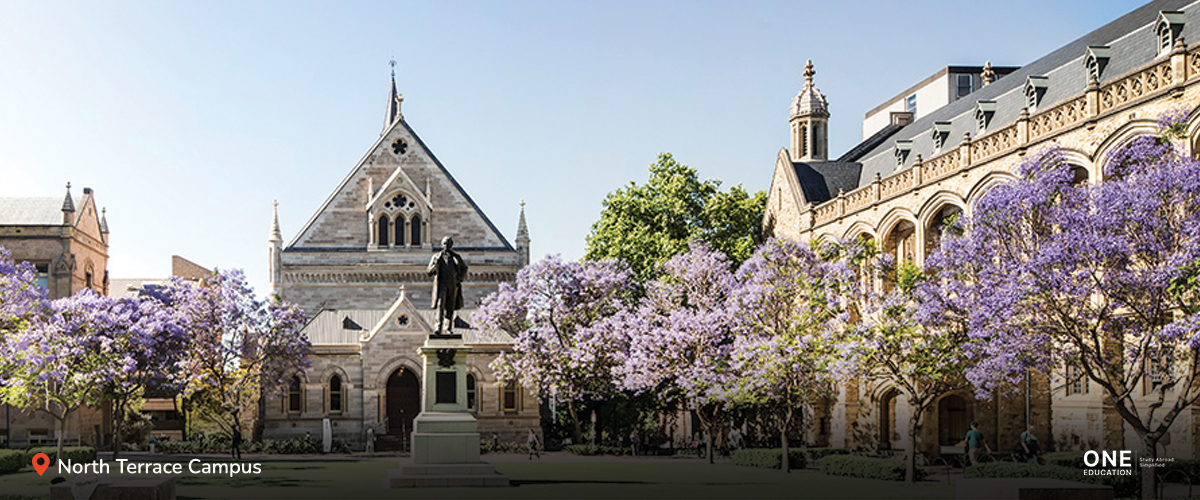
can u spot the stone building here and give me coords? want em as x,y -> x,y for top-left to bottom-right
763,0 -> 1200,460
0,184 -> 110,447
261,70 -> 538,450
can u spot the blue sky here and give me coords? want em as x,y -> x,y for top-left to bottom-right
0,0 -> 1137,295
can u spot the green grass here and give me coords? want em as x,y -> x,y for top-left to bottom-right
0,458 -> 954,499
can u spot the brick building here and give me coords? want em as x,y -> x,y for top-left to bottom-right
763,0 -> 1200,460
261,70 -> 538,450
0,184 -> 111,447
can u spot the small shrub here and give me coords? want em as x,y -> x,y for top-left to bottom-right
819,455 -> 927,482
0,449 -> 24,474
965,461 -> 1137,498
1041,451 -> 1086,469
563,444 -> 628,456
23,447 -> 96,465
480,441 -> 524,454
731,448 -> 850,470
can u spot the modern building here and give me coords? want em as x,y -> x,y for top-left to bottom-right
861,64 -> 1018,141
262,70 -> 538,450
0,184 -> 110,447
764,0 -> 1200,460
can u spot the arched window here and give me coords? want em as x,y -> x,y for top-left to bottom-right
395,216 -> 406,247
799,125 -> 808,157
502,380 -> 518,413
1070,166 -> 1089,186
411,215 -> 422,246
328,375 -> 343,414
378,215 -> 390,247
466,373 -> 477,411
287,376 -> 303,414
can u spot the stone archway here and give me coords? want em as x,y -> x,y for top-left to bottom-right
879,388 -> 901,451
386,367 -> 420,440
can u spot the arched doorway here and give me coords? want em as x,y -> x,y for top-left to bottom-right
879,389 -> 900,451
386,367 -> 420,443
938,394 -> 972,446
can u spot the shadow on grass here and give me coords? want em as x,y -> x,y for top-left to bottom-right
513,479 -> 651,486
177,476 -> 320,488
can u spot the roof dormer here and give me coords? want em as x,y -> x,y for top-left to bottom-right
930,121 -> 952,151
1156,11 -> 1186,56
975,100 -> 997,132
894,140 -> 913,168
1024,76 -> 1049,111
1084,45 -> 1111,82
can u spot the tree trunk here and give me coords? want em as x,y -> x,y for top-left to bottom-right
905,415 -> 920,486
112,398 -> 124,460
55,415 -> 65,467
696,408 -> 714,465
1141,437 -> 1158,500
568,400 -> 582,444
781,406 -> 793,473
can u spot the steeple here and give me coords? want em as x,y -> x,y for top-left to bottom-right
383,59 -> 403,134
268,200 -> 284,296
516,200 -> 530,268
61,182 -> 75,225
100,207 -> 109,235
789,60 -> 830,162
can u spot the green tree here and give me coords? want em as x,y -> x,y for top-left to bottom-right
586,153 -> 766,283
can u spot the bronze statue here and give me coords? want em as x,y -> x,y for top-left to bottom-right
427,236 -> 467,334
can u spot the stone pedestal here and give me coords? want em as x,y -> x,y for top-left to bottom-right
384,334 -> 509,488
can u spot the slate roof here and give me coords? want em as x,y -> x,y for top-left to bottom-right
793,162 -> 863,203
790,0 -> 1197,205
0,197 -> 78,225
850,0 -> 1198,186
302,308 -> 512,346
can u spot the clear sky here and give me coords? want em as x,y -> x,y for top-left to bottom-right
0,0 -> 1138,296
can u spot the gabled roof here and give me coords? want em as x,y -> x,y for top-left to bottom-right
287,115 -> 514,251
0,197 -> 77,225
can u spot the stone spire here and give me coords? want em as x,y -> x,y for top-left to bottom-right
516,200 -> 530,268
61,182 -> 75,225
268,200 -> 283,296
383,59 -> 403,134
269,200 -> 283,243
99,207 -> 109,235
981,61 -> 996,86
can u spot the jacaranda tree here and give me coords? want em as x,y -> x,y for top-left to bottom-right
922,115 -> 1200,499
727,238 -> 856,472
479,255 -> 636,443
617,241 -> 738,463
167,270 -> 310,441
840,241 -> 972,485
1,291 -> 124,461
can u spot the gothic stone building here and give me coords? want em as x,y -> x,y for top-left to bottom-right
261,74 -> 538,450
0,185 -> 111,447
764,0 -> 1200,460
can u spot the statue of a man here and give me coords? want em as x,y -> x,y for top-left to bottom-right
427,236 -> 468,334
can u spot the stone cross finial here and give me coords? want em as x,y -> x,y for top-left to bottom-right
803,59 -> 815,85
981,61 -> 995,86
390,57 -> 396,78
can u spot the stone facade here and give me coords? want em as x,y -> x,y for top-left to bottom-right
0,185 -> 111,447
262,75 -> 537,450
764,1 -> 1200,460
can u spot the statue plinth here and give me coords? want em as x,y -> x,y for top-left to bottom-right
384,335 -> 509,488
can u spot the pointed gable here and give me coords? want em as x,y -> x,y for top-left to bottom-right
288,117 -> 513,251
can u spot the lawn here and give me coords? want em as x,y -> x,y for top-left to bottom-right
0,456 -> 954,499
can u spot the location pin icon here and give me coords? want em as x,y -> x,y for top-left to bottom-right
32,453 -> 49,476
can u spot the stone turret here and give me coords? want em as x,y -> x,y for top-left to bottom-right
790,60 -> 829,162
61,182 -> 75,225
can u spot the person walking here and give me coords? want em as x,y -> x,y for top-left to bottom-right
1020,424 -> 1040,464
963,422 -> 990,465
231,426 -> 243,461
527,429 -> 541,460
630,430 -> 640,457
